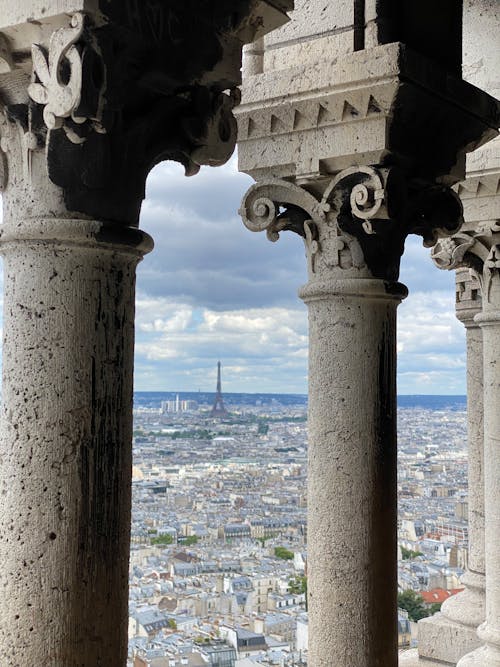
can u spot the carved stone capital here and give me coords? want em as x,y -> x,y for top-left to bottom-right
240,167 -> 463,282
0,1 -> 292,225
433,220 -> 500,310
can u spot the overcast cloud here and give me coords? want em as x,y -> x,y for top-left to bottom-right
134,157 -> 464,394
0,156 -> 465,394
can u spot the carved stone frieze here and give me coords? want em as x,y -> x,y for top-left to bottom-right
240,166 -> 464,282
456,174 -> 500,200
456,267 -> 482,315
238,89 -> 387,142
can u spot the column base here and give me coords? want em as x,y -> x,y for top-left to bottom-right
441,572 -> 485,629
457,646 -> 489,667
417,613 -> 482,665
399,650 -> 437,666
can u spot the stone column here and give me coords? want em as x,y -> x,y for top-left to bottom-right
0,218 -> 152,666
239,169 -> 466,667
303,275 -> 405,666
236,4 -> 496,666
413,268 -> 484,665
447,270 -> 485,637
430,215 -> 500,667
0,3 -> 291,664
472,238 -> 500,667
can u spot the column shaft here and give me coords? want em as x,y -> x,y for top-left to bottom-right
474,311 -> 500,666
464,323 -> 485,580
302,279 -> 405,667
0,219 -> 152,667
417,290 -> 485,664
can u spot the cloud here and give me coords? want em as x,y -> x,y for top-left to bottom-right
0,158 -> 467,395
134,297 -> 309,391
137,157 -> 307,310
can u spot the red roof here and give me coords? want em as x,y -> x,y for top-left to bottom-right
421,588 -> 464,604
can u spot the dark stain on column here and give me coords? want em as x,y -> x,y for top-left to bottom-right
368,315 -> 399,663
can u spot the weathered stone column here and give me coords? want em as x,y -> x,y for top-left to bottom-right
446,270 -> 485,638
302,262 -> 406,665
0,219 -> 152,666
0,2 -> 291,664
240,169 -> 467,667
473,256 -> 500,667
413,268 -> 484,665
430,211 -> 500,667
469,234 -> 500,667
237,3 -> 498,664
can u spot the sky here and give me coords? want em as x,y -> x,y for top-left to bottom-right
133,156 -> 465,395
0,155 -> 466,395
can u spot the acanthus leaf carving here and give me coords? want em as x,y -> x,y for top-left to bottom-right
432,220 -> 500,308
239,171 -> 382,278
431,233 -> 476,271
27,13 -> 107,145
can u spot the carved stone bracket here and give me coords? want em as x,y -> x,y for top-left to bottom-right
240,167 -> 464,282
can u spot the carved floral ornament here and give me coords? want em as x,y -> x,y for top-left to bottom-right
239,167 -> 464,280
27,12 -> 106,144
432,221 -> 500,306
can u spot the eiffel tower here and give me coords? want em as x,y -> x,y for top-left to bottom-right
210,361 -> 228,417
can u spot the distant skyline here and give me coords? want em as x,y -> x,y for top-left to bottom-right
0,155 -> 465,395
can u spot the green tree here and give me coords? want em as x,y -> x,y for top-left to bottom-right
274,546 -> 294,560
182,535 -> 198,546
288,575 -> 308,610
401,546 -> 423,560
288,575 -> 307,594
151,533 -> 174,546
429,602 -> 442,615
398,590 -> 430,622
167,618 -> 177,630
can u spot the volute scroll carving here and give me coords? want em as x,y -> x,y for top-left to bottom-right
240,166 -> 465,282
239,178 -> 330,241
431,234 -> 476,271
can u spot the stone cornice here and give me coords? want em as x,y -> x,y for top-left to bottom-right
237,42 -> 499,185
239,43 -> 499,128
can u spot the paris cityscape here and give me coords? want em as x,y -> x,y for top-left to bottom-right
127,369 -> 468,667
